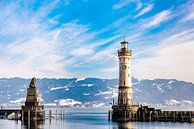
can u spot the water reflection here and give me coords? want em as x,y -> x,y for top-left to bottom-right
1,109 -> 193,129
17,119 -> 194,129
21,120 -> 44,129
114,122 -> 134,129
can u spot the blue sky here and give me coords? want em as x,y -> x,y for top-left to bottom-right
0,0 -> 193,82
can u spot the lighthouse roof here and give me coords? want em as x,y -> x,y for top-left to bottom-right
121,41 -> 128,44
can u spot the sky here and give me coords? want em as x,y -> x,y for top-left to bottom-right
0,0 -> 193,82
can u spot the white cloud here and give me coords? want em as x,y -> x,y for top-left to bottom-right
142,10 -> 171,28
133,29 -> 194,82
112,0 -> 131,9
0,0 -> 193,83
135,4 -> 154,18
0,1 -> 97,78
184,12 -> 194,21
183,3 -> 194,21
168,29 -> 194,39
112,0 -> 142,10
135,1 -> 143,11
70,47 -> 94,57
0,1 -> 126,79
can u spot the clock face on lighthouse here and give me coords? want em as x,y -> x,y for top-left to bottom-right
122,65 -> 127,70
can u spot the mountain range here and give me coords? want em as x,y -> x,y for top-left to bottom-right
0,77 -> 194,110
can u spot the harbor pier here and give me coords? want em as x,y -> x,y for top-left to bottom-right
111,105 -> 194,122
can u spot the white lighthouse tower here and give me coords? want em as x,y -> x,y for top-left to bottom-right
117,40 -> 133,106
111,39 -> 136,121
112,40 -> 136,121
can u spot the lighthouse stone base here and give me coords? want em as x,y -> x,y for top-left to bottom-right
112,104 -> 140,121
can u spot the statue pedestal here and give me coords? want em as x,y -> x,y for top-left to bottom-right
21,77 -> 45,121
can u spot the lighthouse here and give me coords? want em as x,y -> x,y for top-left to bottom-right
111,40 -> 194,122
118,40 -> 133,106
112,40 -> 139,121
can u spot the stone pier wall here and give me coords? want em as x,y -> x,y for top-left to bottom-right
112,105 -> 194,122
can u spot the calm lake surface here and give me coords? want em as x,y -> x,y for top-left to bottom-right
0,108 -> 194,129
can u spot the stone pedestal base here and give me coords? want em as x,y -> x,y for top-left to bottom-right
21,106 -> 45,121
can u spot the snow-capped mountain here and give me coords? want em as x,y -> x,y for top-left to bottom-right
0,77 -> 194,109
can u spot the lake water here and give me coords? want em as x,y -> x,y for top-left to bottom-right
0,108 -> 194,129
